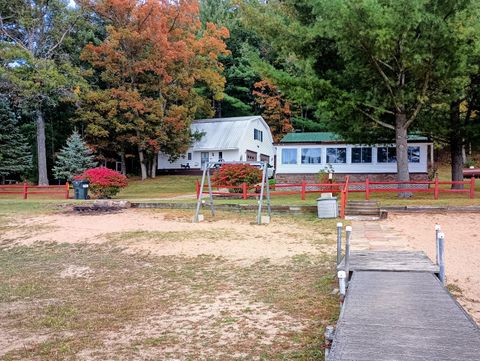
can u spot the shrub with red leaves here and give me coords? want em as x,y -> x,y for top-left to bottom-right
77,167 -> 128,198
211,164 -> 262,192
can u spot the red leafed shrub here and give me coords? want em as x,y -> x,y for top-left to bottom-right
211,164 -> 262,192
77,167 -> 128,198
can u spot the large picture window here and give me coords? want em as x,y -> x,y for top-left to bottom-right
326,148 -> 346,163
351,147 -> 372,163
377,147 -> 397,163
301,148 -> 321,164
282,148 -> 297,164
408,146 -> 420,163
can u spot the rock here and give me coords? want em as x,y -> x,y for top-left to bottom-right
93,200 -> 131,209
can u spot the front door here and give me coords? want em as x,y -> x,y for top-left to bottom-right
201,152 -> 209,169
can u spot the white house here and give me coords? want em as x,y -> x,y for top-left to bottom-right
275,132 -> 433,183
158,116 -> 275,171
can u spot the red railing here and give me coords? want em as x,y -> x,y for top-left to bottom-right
340,176 -> 350,219
0,182 -> 70,199
195,176 -> 476,203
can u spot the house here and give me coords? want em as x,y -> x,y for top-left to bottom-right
275,132 -> 433,183
157,116 -> 275,171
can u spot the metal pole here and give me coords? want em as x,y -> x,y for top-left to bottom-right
266,164 -> 271,218
345,226 -> 352,281
338,270 -> 346,298
435,224 -> 441,265
206,163 -> 215,216
194,166 -> 208,222
336,222 -> 343,265
257,162 -> 267,224
438,232 -> 446,285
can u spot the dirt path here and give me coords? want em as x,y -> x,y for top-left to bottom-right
351,214 -> 480,323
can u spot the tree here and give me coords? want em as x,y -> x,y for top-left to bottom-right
79,0 -> 229,180
52,130 -> 97,181
0,0 -> 86,185
0,98 -> 32,181
241,0 -> 480,196
253,79 -> 293,142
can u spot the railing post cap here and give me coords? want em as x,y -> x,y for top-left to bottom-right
435,224 -> 441,231
337,222 -> 343,228
337,270 -> 346,279
345,225 -> 352,232
438,232 -> 445,239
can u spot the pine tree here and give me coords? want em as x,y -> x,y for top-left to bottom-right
52,130 -> 97,181
0,99 -> 32,181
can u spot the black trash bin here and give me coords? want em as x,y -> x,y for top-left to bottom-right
72,180 -> 89,200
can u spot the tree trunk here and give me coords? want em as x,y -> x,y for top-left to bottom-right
36,109 -> 49,185
395,113 -> 411,198
450,101 -> 464,189
120,151 -> 126,176
151,155 -> 157,179
138,147 -> 147,180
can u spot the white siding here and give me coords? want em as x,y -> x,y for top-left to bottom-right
238,117 -> 275,163
276,143 -> 429,174
158,149 -> 240,169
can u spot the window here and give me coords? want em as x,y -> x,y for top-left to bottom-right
326,148 -> 346,163
377,147 -> 397,163
351,147 -> 372,163
218,151 -> 223,160
408,146 -> 420,163
187,152 -> 192,161
254,128 -> 263,142
301,148 -> 321,164
282,148 -> 297,164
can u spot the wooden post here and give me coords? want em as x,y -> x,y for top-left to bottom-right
438,232 -> 446,285
324,325 -> 335,360
65,182 -> 70,199
365,177 -> 370,200
434,176 -> 439,200
469,177 -> 475,199
345,226 -> 352,281
338,270 -> 346,299
23,181 -> 28,200
242,182 -> 247,200
195,180 -> 200,199
435,224 -> 441,265
301,178 -> 306,200
340,190 -> 345,219
336,222 -> 343,265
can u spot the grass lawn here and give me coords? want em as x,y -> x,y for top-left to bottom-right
0,206 -> 340,360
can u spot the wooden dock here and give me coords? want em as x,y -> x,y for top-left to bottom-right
329,251 -> 480,360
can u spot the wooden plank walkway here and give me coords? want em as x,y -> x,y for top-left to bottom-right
337,250 -> 439,273
329,253 -> 480,360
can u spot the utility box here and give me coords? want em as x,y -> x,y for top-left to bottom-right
317,196 -> 338,218
72,180 -> 89,200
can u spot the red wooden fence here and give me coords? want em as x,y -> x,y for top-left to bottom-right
0,182 -> 70,199
195,176 -> 476,202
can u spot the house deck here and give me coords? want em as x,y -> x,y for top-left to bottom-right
329,252 -> 480,360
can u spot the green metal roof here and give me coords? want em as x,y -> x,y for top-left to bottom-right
279,132 -> 429,143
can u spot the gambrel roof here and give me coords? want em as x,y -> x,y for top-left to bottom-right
191,116 -> 271,151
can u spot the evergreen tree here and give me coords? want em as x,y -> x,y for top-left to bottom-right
52,130 -> 97,181
0,99 -> 32,181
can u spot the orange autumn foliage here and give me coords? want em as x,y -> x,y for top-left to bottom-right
253,79 -> 294,143
78,0 -> 229,178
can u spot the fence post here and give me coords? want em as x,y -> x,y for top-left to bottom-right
435,224 -> 441,265
336,222 -> 343,265
242,182 -> 247,200
345,226 -> 352,281
340,190 -> 345,219
23,181 -> 28,200
65,182 -> 70,199
195,180 -> 200,199
434,176 -> 439,200
365,177 -> 370,200
470,177 -> 475,199
438,232 -> 446,285
301,179 -> 306,200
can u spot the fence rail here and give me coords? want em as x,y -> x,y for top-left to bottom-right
0,182 -> 70,199
195,176 -> 476,202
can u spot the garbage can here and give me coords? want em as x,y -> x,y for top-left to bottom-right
317,195 -> 338,218
72,180 -> 89,200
